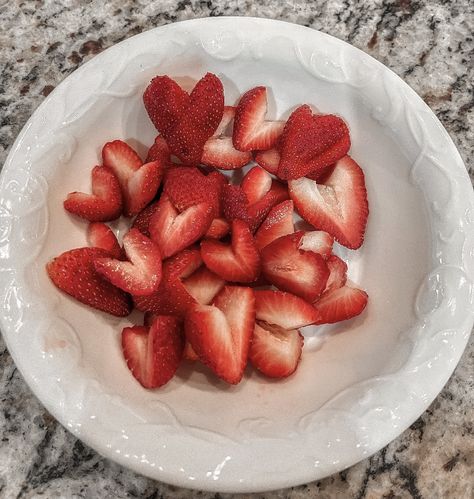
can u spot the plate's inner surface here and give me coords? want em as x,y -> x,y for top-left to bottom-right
37,49 -> 431,441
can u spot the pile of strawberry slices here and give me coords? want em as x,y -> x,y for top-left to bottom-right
47,72 -> 369,388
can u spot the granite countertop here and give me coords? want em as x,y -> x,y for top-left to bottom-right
0,1 -> 473,497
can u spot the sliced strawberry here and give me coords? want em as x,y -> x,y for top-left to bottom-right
102,140 -> 142,187
102,140 -> 163,217
233,87 -> 284,151
182,266 -> 225,305
201,137 -> 252,170
222,180 -> 289,233
255,200 -> 295,251
94,228 -> 161,296
164,166 -> 221,218
131,200 -> 160,237
277,106 -> 351,180
298,230 -> 334,259
213,106 -> 236,137
46,247 -> 131,317
261,231 -> 329,302
134,247 -> 202,316
254,289 -> 320,329
143,75 -> 189,136
323,255 -> 348,296
289,155 -> 369,249
149,195 -> 213,259
254,148 -> 280,175
246,179 -> 289,230
122,315 -> 183,389
201,220 -> 261,283
125,160 -> 163,217
250,323 -> 303,378
87,222 -> 122,259
64,165 -> 122,222
314,285 -> 368,324
241,166 -> 272,205
185,286 -> 255,384
204,217 -> 230,239
146,135 -> 172,165
183,341 -> 199,361
166,73 -> 224,164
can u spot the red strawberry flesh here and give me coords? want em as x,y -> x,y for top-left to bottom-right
254,289 -> 320,329
122,315 -> 183,389
250,323 -> 303,378
94,228 -> 162,296
314,285 -> 368,324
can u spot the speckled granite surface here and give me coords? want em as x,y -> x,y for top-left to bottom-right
0,1 -> 473,498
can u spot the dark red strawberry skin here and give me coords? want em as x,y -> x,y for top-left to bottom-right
47,247 -> 132,317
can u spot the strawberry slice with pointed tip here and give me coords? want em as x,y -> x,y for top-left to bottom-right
94,228 -> 162,296
64,165 -> 123,222
122,315 -> 184,389
46,247 -> 131,317
125,160 -> 163,217
201,137 -> 252,170
255,200 -> 295,251
254,148 -> 280,175
201,220 -> 261,283
289,155 -> 369,249
254,289 -> 320,329
241,166 -> 272,205
164,166 -> 221,218
261,231 -> 330,301
233,87 -> 285,151
143,75 -> 190,136
322,255 -> 348,296
314,285 -> 368,324
185,286 -> 255,384
134,247 -> 202,316
146,135 -> 172,165
102,140 -> 163,217
166,73 -> 224,164
131,200 -> 160,237
212,106 -> 236,137
87,222 -> 122,259
277,106 -> 351,180
149,195 -> 213,259
250,323 -> 304,378
204,217 -> 230,239
182,266 -> 225,305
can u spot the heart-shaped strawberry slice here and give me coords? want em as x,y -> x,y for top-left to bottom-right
145,74 -> 225,165
289,155 -> 369,249
102,140 -> 163,217
185,286 -> 256,384
261,231 -> 331,302
149,194 -> 214,259
94,228 -> 162,296
64,165 -> 122,222
277,105 -> 351,180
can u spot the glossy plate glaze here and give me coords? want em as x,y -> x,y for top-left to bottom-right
0,18 -> 473,493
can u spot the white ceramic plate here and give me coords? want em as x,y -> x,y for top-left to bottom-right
1,17 -> 473,493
